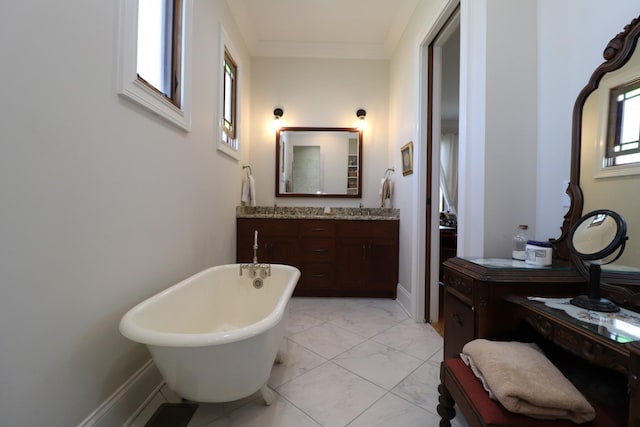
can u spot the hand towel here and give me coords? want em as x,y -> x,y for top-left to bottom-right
380,178 -> 393,208
461,339 -> 595,423
241,175 -> 257,207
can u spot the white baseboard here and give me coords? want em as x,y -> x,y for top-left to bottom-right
77,360 -> 163,427
396,283 -> 413,318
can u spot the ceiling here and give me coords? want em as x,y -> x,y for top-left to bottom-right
225,0 -> 421,59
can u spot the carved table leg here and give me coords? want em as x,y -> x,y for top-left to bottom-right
437,362 -> 456,427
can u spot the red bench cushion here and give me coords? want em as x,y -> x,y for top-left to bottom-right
444,358 -> 624,427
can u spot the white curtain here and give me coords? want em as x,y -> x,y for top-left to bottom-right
440,133 -> 458,214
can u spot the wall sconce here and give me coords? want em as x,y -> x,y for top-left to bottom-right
356,109 -> 366,120
273,107 -> 284,120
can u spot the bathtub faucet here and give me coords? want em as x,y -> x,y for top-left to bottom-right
239,230 -> 271,278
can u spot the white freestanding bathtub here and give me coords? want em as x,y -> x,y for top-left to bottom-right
119,264 -> 300,403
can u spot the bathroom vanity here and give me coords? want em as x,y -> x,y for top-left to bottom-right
236,207 -> 399,298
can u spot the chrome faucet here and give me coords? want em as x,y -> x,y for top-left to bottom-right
239,230 -> 271,278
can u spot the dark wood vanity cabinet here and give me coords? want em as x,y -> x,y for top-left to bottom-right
237,217 -> 399,298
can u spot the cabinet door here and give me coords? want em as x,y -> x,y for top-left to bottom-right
365,239 -> 398,294
336,238 -> 397,297
236,218 -> 300,266
336,238 -> 366,289
264,236 -> 300,265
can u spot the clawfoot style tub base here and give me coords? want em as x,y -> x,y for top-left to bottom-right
119,264 -> 300,407
260,384 -> 275,406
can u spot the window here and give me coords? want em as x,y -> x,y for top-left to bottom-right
136,0 -> 182,108
117,0 -> 193,130
222,49 -> 238,148
217,24 -> 242,159
605,79 -> 640,166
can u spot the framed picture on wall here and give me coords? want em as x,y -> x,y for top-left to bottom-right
401,141 -> 413,176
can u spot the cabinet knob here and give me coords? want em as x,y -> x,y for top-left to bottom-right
312,248 -> 327,253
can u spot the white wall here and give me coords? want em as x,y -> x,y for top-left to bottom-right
484,0 -> 539,256
0,1 -> 250,425
458,0 -> 539,259
388,0 -> 449,301
249,57 -> 389,208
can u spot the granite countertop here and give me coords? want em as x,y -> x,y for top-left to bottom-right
236,206 -> 399,221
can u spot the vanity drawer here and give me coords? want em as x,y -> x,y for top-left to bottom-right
301,238 -> 335,262
336,219 -> 398,238
443,269 -> 474,302
296,263 -> 335,294
300,220 -> 336,237
444,290 -> 476,359
237,218 -> 299,236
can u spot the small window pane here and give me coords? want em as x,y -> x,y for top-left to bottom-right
621,95 -> 640,143
136,0 -> 181,107
223,49 -> 237,140
606,79 -> 640,165
137,0 -> 168,94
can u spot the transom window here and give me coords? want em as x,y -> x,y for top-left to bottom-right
117,0 -> 192,130
136,0 -> 183,108
222,48 -> 238,149
606,79 -> 640,166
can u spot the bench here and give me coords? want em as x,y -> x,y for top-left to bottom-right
437,358 -> 625,427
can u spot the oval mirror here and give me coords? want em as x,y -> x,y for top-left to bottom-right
569,209 -> 627,261
568,209 -> 627,312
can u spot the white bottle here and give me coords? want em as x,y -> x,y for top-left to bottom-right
512,225 -> 528,261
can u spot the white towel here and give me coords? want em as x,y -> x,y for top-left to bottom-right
241,175 -> 256,207
461,339 -> 595,423
379,178 -> 393,208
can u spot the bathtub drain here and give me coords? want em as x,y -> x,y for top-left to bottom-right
253,278 -> 264,289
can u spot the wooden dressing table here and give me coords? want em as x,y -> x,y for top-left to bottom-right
440,257 -> 640,426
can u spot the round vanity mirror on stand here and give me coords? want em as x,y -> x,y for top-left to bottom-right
568,209 -> 628,312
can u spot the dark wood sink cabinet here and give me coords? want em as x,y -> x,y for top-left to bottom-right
236,217 -> 399,298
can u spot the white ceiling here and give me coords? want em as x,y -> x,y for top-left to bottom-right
225,0 -> 421,59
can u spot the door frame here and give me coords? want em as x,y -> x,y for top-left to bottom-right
415,2 -> 460,322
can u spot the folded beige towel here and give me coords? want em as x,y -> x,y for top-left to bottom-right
461,339 -> 595,423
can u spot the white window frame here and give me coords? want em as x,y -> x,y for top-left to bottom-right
217,23 -> 242,160
594,62 -> 640,178
117,0 -> 193,131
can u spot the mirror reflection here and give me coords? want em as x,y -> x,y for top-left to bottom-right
276,127 -> 362,198
570,210 -> 626,260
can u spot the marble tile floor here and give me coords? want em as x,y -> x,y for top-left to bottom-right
129,297 -> 470,427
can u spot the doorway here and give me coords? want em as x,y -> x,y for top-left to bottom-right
424,9 -> 460,325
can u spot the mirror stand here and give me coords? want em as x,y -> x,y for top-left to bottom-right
568,209 -> 627,312
570,263 -> 620,312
